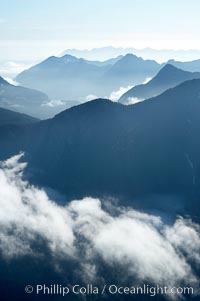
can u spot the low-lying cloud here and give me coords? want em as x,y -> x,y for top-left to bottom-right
85,94 -> 98,102
126,96 -> 144,105
0,61 -> 31,78
3,77 -> 19,86
42,99 -> 67,107
108,85 -> 134,102
108,77 -> 152,103
0,154 -> 200,299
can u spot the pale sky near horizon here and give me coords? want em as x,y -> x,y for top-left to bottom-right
1,0 -> 200,62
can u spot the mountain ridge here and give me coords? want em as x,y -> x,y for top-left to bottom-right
1,79 -> 200,219
166,58 -> 200,72
0,106 -> 39,126
0,76 -> 50,119
119,64 -> 200,103
15,54 -> 160,100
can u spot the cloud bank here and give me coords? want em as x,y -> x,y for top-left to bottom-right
0,154 -> 200,298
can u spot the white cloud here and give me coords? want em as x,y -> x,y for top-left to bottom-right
0,153 -> 200,298
0,61 -> 31,78
108,85 -> 134,102
108,77 -> 151,103
143,77 -> 152,84
165,218 -> 200,264
93,215 -> 194,286
126,96 -> 144,105
3,77 -> 19,86
0,153 -> 75,258
85,94 -> 98,101
42,99 -> 66,107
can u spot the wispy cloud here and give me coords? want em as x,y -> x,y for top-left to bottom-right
108,85 -> 134,102
126,96 -> 144,105
0,61 -> 31,78
41,99 -> 66,108
0,154 -> 200,298
143,76 -> 152,84
3,77 -> 19,86
85,94 -> 98,102
108,77 -> 152,103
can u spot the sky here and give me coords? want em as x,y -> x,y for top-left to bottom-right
0,0 -> 200,77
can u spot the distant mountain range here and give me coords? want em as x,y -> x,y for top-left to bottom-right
167,58 -> 200,72
15,53 -> 200,104
1,79 -> 200,218
119,64 -> 200,104
15,54 -> 161,100
60,46 -> 200,62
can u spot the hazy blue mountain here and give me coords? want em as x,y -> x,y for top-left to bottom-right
119,64 -> 200,104
60,46 -> 131,60
85,55 -> 123,66
61,46 -> 200,62
0,107 -> 38,126
1,79 -> 200,218
15,54 -> 160,100
0,76 -> 50,119
15,55 -> 110,99
103,53 -> 160,87
167,58 -> 200,72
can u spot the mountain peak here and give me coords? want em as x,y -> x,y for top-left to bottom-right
54,98 -> 120,121
87,97 -> 111,104
161,63 -> 178,71
119,63 -> 200,104
60,54 -> 79,62
155,64 -> 190,80
124,53 -> 138,58
45,55 -> 57,61
122,53 -> 141,61
167,59 -> 175,63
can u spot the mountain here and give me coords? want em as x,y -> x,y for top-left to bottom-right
102,53 -> 160,88
0,107 -> 38,126
85,55 -> 123,66
119,64 -> 200,104
60,46 -> 200,62
1,79 -> 200,218
15,54 -> 160,100
0,76 -> 50,119
15,55 -> 111,99
167,59 -> 200,72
